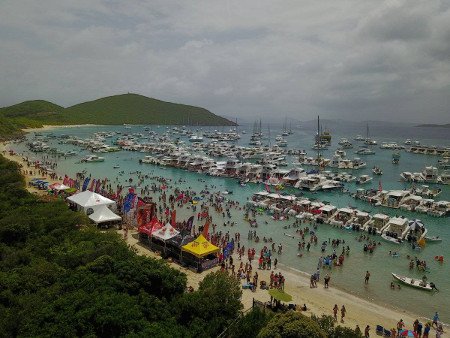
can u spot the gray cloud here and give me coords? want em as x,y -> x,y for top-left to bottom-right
0,0 -> 449,123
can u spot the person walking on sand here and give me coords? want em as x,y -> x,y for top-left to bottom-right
340,305 -> 346,323
423,323 -> 430,338
364,325 -> 370,338
333,304 -> 338,321
432,312 -> 439,328
364,270 -> 371,284
324,273 -> 330,288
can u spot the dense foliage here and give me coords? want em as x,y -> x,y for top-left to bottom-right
0,100 -> 63,118
256,312 -> 363,338
0,156 -> 241,337
63,93 -> 236,126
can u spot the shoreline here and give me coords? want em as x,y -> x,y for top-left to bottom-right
1,135 -> 447,335
22,124 -> 102,133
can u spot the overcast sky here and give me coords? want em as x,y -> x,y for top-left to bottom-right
1,0 -> 449,123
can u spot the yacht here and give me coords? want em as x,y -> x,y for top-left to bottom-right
81,155 -> 105,163
355,147 -> 375,155
329,208 -> 355,227
356,175 -> 373,185
363,213 -> 390,234
354,135 -> 364,141
400,172 -> 425,183
381,217 -> 409,243
422,166 -> 439,183
189,134 -> 204,143
372,166 -> 383,175
438,170 -> 450,185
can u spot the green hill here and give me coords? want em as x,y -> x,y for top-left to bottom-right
0,100 -> 64,118
63,93 -> 234,126
0,93 -> 235,139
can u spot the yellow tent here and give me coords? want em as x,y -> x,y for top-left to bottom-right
181,234 -> 220,258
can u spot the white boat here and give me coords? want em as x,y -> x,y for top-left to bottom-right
81,155 -> 105,163
355,147 -> 375,155
391,273 -> 435,291
372,166 -> 383,175
381,233 -> 403,244
356,175 -> 372,184
382,216 -> 409,240
425,236 -> 442,243
189,135 -> 204,143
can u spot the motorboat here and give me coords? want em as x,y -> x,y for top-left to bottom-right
372,166 -> 383,175
422,166 -> 439,183
364,213 -> 389,234
391,273 -> 435,291
189,134 -> 204,143
400,172 -> 425,182
355,147 -> 375,155
356,175 -> 372,184
425,236 -> 442,243
438,170 -> 450,185
382,216 -> 409,241
81,155 -> 105,163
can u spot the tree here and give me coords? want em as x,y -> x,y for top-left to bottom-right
228,307 -> 274,338
329,326 -> 363,338
175,271 -> 243,337
258,311 -> 327,338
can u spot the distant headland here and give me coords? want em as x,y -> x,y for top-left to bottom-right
415,123 -> 450,128
0,93 -> 236,139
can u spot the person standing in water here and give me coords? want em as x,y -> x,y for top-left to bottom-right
364,271 -> 371,284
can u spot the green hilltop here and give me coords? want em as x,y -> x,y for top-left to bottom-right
0,93 -> 235,139
63,93 -> 234,126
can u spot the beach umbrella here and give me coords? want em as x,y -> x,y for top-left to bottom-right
268,289 -> 292,302
408,219 -> 424,231
400,330 -> 418,337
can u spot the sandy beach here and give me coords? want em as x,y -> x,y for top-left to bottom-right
22,124 -> 101,133
1,137 -> 446,336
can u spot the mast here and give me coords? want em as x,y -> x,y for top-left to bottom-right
317,115 -> 321,170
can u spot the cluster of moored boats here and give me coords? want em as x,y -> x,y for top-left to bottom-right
353,188 -> 450,217
401,166 -> 450,185
248,191 -> 436,245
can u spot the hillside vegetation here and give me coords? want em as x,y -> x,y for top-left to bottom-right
0,155 -> 243,337
63,93 -> 234,126
0,93 -> 235,139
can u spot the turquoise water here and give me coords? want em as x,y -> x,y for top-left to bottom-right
11,123 -> 450,322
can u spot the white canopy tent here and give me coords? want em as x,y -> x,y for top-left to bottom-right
67,190 -> 115,213
88,205 -> 122,224
152,223 -> 180,242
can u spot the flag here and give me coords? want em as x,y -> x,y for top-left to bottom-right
82,177 -> 90,191
88,178 -> 96,192
95,180 -> 102,193
123,191 -> 136,213
202,219 -> 210,237
182,216 -> 194,236
171,210 -> 176,226
378,180 -> 382,192
223,242 -> 234,259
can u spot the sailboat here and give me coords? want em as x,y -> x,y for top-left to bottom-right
364,123 -> 377,145
282,117 -> 289,136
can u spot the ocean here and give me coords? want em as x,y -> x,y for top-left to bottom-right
11,122 -> 450,323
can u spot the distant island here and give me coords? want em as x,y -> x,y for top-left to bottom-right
0,93 -> 236,139
415,123 -> 450,128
